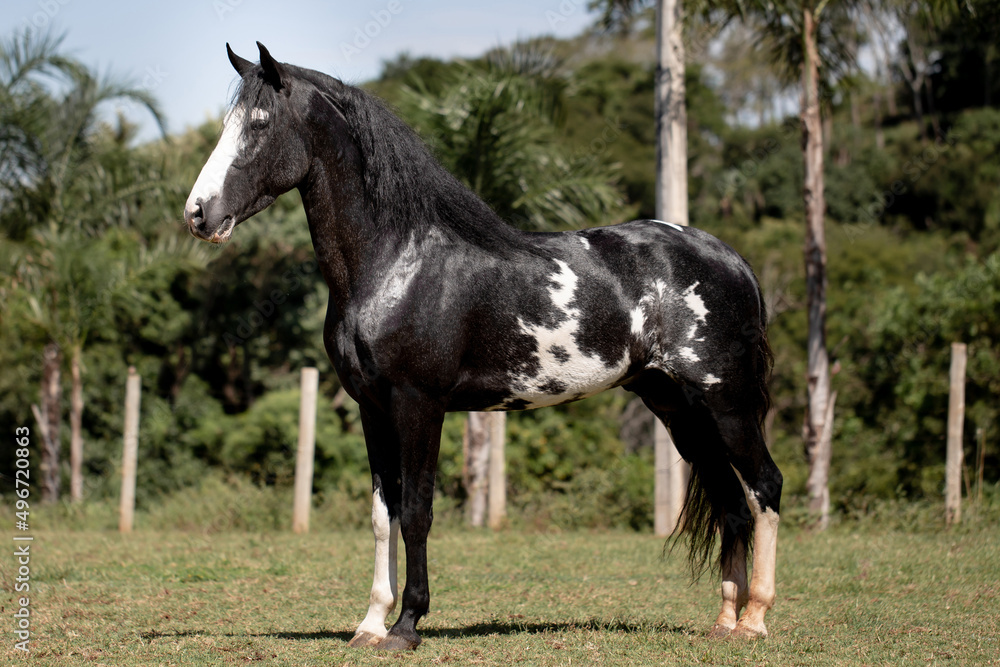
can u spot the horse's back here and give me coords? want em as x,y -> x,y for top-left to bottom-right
443,220 -> 764,411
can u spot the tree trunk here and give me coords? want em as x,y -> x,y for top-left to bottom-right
874,90 -> 885,150
463,412 -> 491,527
801,5 -> 834,531
655,0 -> 688,226
653,0 -> 690,536
70,344 -> 84,502
39,342 -> 63,503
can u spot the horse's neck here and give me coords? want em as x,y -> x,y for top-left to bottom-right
299,162 -> 413,312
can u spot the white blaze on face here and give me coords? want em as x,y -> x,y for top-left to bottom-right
184,108 -> 270,222
185,107 -> 245,220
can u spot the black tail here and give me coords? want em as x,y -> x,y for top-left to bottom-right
673,278 -> 772,579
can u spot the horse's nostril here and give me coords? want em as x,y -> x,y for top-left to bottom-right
185,200 -> 207,232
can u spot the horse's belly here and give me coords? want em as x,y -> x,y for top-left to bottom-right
489,329 -> 630,410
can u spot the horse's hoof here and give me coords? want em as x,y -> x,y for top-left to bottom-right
708,623 -> 734,639
347,631 -> 383,648
375,632 -> 421,651
731,621 -> 768,639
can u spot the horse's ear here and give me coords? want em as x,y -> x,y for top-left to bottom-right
227,43 -> 254,77
256,41 -> 286,91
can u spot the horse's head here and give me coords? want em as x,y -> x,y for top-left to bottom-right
184,42 -> 314,243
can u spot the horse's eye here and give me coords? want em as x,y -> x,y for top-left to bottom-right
248,109 -> 270,131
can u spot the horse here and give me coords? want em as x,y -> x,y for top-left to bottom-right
184,42 -> 782,650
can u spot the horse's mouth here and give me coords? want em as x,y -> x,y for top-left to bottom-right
207,217 -> 235,244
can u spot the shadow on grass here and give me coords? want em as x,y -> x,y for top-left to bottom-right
140,618 -> 692,643
422,618 -> 692,639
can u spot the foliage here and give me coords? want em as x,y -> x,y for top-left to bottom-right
853,254 -> 1000,498
2,12 -> 999,530
391,49 -> 630,231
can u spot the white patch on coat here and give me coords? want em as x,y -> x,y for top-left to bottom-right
702,373 -> 722,385
682,282 -> 709,324
185,107 -> 249,218
679,347 -> 700,362
502,260 -> 629,408
677,281 -> 710,357
629,306 -> 645,335
650,219 -> 685,232
354,489 -> 400,639
578,236 -> 590,249
630,278 -> 670,343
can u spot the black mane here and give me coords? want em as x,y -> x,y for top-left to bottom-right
232,63 -> 547,257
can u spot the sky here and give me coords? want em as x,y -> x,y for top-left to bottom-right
8,0 -> 598,141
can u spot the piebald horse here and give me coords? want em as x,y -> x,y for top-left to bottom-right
184,43 -> 782,650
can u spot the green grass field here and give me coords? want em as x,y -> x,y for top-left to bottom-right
2,525 -> 997,666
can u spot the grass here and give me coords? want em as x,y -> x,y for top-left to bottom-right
1,524 -> 998,666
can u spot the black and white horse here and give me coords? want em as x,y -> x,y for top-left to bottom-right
184,43 -> 782,650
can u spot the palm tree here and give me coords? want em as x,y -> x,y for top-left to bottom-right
399,49 -> 627,231
1,29 -> 168,502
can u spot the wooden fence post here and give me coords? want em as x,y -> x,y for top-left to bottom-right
293,367 -> 319,534
946,342 -> 967,526
654,422 -> 688,536
463,412 -> 491,527
119,366 -> 141,534
487,411 -> 507,530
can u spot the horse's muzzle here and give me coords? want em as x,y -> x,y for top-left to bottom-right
184,198 -> 234,244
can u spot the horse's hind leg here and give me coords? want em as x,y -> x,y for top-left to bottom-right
633,370 -> 780,638
729,442 -> 781,638
657,405 -> 754,637
714,411 -> 782,639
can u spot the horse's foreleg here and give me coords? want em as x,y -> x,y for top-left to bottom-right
349,480 -> 400,647
377,390 -> 444,651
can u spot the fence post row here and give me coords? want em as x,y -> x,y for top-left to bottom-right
119,367 -> 141,534
654,422 -> 687,536
945,342 -> 967,526
293,367 -> 320,534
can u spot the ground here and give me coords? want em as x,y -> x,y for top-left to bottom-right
2,525 -> 997,665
